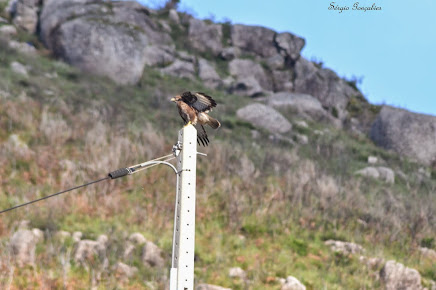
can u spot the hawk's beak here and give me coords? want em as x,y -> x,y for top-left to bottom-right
170,97 -> 176,102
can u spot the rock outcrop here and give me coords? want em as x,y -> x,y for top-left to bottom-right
419,247 -> 436,260
123,232 -> 147,259
359,256 -> 385,270
355,166 -> 395,184
6,227 -> 165,280
142,241 -> 164,268
228,267 -> 246,280
370,106 -> 436,166
113,262 -> 138,281
11,0 -> 40,33
160,59 -> 196,79
231,24 -> 277,57
10,229 -> 41,266
72,231 -> 83,243
0,25 -> 17,37
380,260 -> 422,290
143,45 -> 175,67
198,58 -> 222,89
220,46 -> 241,60
229,58 -> 272,96
129,232 -> 147,245
294,58 -> 359,120
10,61 -> 28,76
267,92 -> 341,127
39,0 -> 171,85
188,18 -> 222,55
32,228 -> 44,243
237,103 -> 292,134
8,39 -> 37,55
324,240 -> 364,255
281,276 -> 306,290
275,32 -> 305,62
230,24 -> 305,61
74,234 -> 108,267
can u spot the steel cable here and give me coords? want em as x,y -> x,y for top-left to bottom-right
0,177 -> 110,214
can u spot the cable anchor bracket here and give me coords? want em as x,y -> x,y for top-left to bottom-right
172,141 -> 182,157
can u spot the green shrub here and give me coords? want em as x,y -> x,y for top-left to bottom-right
421,237 -> 435,249
333,252 -> 352,267
221,21 -> 232,46
240,222 -> 268,236
320,231 -> 347,242
289,238 -> 308,256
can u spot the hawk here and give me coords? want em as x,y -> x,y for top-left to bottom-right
171,91 -> 221,146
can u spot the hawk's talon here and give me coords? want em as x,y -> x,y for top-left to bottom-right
184,121 -> 192,127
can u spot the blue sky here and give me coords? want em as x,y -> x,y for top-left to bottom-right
138,0 -> 436,116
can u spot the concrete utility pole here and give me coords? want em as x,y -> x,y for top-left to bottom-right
170,125 -> 197,290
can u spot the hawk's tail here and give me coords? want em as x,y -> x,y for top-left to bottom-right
197,125 -> 209,146
207,117 -> 221,129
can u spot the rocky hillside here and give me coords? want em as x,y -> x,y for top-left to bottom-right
4,0 -> 436,166
0,0 -> 435,289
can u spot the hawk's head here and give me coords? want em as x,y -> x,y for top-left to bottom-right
170,95 -> 182,103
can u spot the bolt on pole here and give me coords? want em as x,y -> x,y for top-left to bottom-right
170,125 -> 197,290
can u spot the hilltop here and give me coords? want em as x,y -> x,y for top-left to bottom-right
0,0 -> 435,289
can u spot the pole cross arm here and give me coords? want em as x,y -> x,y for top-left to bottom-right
108,160 -> 178,179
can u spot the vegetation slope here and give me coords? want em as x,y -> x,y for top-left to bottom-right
0,21 -> 435,289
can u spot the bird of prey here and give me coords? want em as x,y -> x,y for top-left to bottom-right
171,91 -> 221,146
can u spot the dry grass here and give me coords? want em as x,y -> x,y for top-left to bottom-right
0,42 -> 435,288
40,108 -> 72,146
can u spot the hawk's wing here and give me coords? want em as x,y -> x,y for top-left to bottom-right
181,92 -> 217,112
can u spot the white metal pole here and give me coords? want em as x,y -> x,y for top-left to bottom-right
170,125 -> 197,290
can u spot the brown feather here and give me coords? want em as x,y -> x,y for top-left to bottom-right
172,91 -> 220,146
